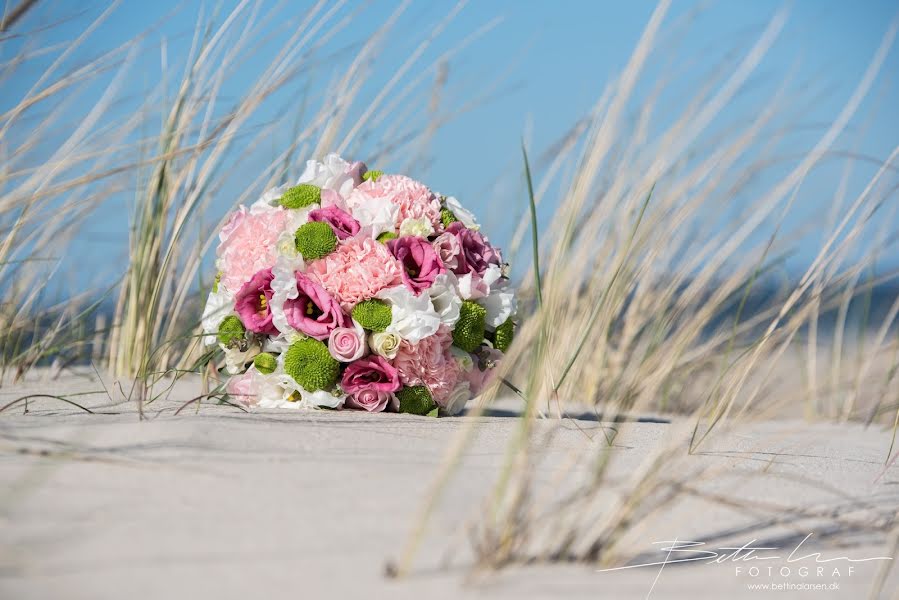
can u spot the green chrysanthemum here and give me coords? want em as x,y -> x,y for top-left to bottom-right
253,352 -> 277,374
283,337 -> 340,392
452,300 -> 486,353
396,385 -> 436,415
440,207 -> 458,229
493,318 -> 514,352
351,299 -> 392,332
362,169 -> 383,182
376,231 -> 398,243
279,184 -> 321,209
217,315 -> 245,346
294,221 -> 338,260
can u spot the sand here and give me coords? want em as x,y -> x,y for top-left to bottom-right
1,370 -> 898,599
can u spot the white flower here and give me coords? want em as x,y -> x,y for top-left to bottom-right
250,183 -> 289,212
450,346 -> 474,372
244,356 -> 346,410
269,253 -> 305,340
369,331 -> 402,359
298,153 -> 358,199
399,216 -> 434,238
376,284 -> 440,344
442,381 -> 471,416
481,278 -> 517,328
428,272 -> 461,327
345,188 -> 398,238
201,287 -> 235,346
444,195 -> 479,229
222,341 -> 261,375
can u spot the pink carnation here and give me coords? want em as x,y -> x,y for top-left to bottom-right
393,326 -> 461,405
227,370 -> 257,408
356,174 -> 441,229
305,237 -> 403,311
216,206 -> 289,293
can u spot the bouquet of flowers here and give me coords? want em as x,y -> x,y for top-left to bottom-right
202,154 -> 516,415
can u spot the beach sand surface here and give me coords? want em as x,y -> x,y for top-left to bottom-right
1,371 -> 897,599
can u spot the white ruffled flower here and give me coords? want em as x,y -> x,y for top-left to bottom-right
247,356 -> 346,410
399,216 -> 434,238
222,341 -> 261,375
481,278 -> 517,328
369,331 -> 402,359
442,381 -> 471,416
376,285 -> 440,344
428,272 -> 461,327
298,153 -> 358,199
444,195 -> 479,230
269,253 -> 305,341
201,287 -> 235,346
250,183 -> 290,212
345,189 -> 398,238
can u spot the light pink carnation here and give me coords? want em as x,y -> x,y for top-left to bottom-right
393,326 -> 461,405
217,206 -> 289,293
305,237 -> 403,311
227,370 -> 258,408
356,174 -> 441,229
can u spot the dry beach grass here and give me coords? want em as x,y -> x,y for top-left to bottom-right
2,1 -> 899,598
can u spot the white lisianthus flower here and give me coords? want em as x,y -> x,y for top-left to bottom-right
298,153 -> 360,199
444,195 -> 479,229
250,183 -> 290,212
399,216 -> 434,238
442,381 -> 471,416
450,346 -> 474,373
428,272 -> 462,327
456,265 -> 501,300
345,189 -> 398,238
481,278 -> 517,328
369,331 -> 402,359
376,285 -> 440,343
248,356 -> 346,409
222,340 -> 261,375
201,287 -> 235,346
269,254 -> 305,340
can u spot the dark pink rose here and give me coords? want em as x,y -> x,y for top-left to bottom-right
284,272 -> 349,340
345,388 -> 393,412
309,205 -> 360,240
234,268 -> 279,335
446,222 -> 501,277
387,236 -> 445,295
341,355 -> 401,396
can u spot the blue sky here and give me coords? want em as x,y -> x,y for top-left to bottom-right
8,1 -> 899,289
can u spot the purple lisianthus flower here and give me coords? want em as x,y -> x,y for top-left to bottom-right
341,355 -> 401,396
309,205 -> 360,240
387,235 -> 445,295
234,268 -> 279,335
446,222 -> 502,277
284,272 -> 349,340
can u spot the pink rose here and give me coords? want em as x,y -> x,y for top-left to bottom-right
309,205 -> 360,240
341,355 -> 401,395
387,236 -> 445,295
345,388 -> 393,413
328,323 -> 366,362
283,272 -> 349,340
234,268 -> 279,335
446,222 -> 501,277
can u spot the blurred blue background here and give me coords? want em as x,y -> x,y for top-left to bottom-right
6,0 -> 899,291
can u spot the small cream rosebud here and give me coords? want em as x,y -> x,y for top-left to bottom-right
369,331 -> 401,359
